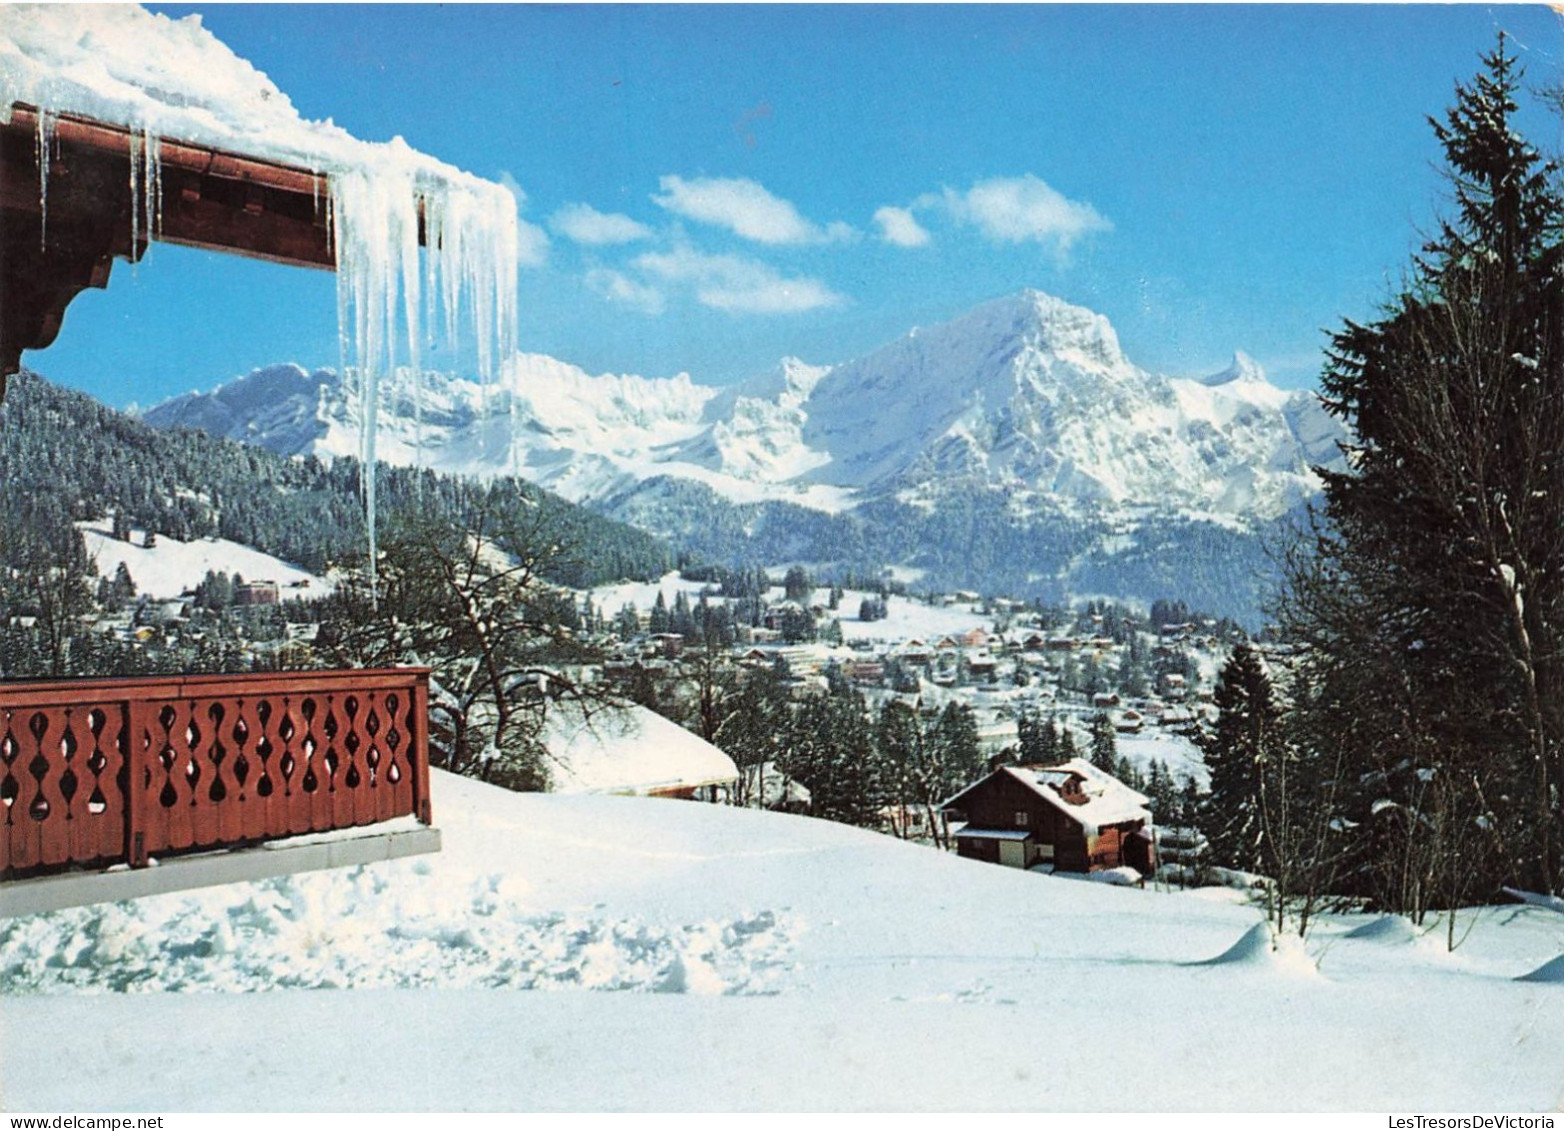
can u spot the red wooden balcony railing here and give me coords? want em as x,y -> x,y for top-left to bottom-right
0,668 -> 432,880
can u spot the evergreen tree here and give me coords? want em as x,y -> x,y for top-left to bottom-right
1146,759 -> 1179,820
1016,708 -> 1050,764
780,604 -> 816,644
1198,642 -> 1279,872
614,602 -> 640,639
669,590 -> 695,639
649,591 -> 671,635
1089,711 -> 1118,772
1114,754 -> 1146,792
783,565 -> 814,605
107,561 -> 136,609
782,682 -> 881,828
1177,775 -> 1203,830
1285,39 -> 1564,897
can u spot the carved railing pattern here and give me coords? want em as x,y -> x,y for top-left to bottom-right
0,669 -> 431,880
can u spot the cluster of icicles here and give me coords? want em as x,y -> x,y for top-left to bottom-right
328,163 -> 522,581
27,106 -> 522,583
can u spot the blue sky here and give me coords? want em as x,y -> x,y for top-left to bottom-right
26,3 -> 1564,408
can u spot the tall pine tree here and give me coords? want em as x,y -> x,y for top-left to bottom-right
1285,38 -> 1564,897
1199,642 -> 1279,873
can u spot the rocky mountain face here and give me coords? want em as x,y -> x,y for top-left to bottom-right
145,290 -> 1349,621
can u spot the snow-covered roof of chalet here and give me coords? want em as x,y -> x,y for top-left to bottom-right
942,757 -> 1151,834
542,702 -> 739,796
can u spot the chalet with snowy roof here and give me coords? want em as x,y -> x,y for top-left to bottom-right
848,660 -> 885,687
233,580 -> 279,607
960,628 -> 990,650
941,759 -> 1156,875
649,632 -> 686,658
1114,708 -> 1146,733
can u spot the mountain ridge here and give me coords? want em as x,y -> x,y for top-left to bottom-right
142,290 -> 1349,621
145,288 -> 1347,526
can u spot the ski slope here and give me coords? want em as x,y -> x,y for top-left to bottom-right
2,770 -> 1561,1111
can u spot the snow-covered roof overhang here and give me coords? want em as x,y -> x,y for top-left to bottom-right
0,5 -> 520,395
1008,760 -> 1151,832
0,101 -> 344,385
4,102 -> 333,267
951,827 -> 1032,841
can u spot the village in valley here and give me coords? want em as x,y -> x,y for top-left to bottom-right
64,530 -> 1233,880
582,572 -> 1226,850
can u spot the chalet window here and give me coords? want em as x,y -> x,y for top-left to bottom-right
1014,811 -> 1029,827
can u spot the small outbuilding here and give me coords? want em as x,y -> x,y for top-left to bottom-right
941,758 -> 1156,875
542,702 -> 740,800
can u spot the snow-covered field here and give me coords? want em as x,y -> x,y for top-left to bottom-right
79,522 -> 328,601
3,770 -> 1561,1111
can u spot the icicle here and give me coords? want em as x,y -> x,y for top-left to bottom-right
412,366 -> 425,471
328,157 -> 521,580
363,362 -> 379,603
141,127 -> 161,243
127,128 -> 139,260
35,108 -> 54,249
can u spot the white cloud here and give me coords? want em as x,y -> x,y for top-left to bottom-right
652,175 -> 851,245
872,205 -> 931,248
551,203 -> 653,246
634,246 -> 844,314
515,219 -> 550,267
584,268 -> 665,315
941,174 -> 1110,250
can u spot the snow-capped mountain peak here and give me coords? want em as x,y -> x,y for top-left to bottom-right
145,289 -> 1348,524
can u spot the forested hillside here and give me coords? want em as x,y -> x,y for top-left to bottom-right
0,371 -> 676,588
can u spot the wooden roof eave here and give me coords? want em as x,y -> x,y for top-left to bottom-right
0,102 -> 361,393
4,102 -> 336,268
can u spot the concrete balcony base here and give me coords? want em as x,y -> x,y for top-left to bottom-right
0,824 -> 442,918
